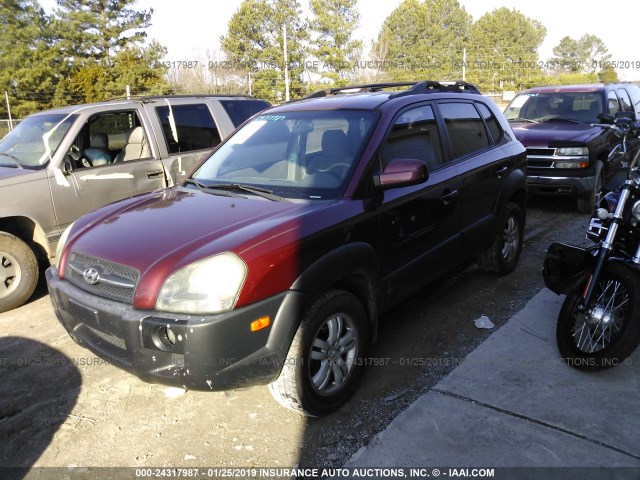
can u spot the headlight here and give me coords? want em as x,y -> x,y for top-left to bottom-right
556,147 -> 589,156
555,146 -> 589,169
155,252 -> 247,314
55,222 -> 75,270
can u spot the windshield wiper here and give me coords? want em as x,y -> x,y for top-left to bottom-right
508,117 -> 539,124
0,152 -> 24,169
206,183 -> 290,202
183,179 -> 245,198
539,117 -> 583,124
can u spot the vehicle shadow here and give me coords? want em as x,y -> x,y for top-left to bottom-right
0,337 -> 81,477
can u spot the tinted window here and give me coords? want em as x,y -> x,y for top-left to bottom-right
439,102 -> 490,158
476,103 -> 502,144
156,104 -> 221,154
380,105 -> 442,170
617,89 -> 633,112
219,99 -> 271,127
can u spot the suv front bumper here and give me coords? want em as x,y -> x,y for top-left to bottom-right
46,267 -> 309,391
526,173 -> 595,197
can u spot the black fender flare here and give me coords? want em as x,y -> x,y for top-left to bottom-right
291,242 -> 381,340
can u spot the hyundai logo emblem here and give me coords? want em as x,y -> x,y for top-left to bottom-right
83,268 -> 101,285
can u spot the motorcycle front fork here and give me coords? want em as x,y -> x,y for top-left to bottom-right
579,182 -> 632,311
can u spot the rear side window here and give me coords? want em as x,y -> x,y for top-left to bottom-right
219,99 -> 271,128
439,102 -> 490,158
156,104 -> 221,154
476,103 -> 502,144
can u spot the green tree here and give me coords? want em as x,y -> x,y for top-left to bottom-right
551,34 -> 612,74
0,0 -> 59,117
52,0 -> 152,66
309,0 -> 362,84
221,0 -> 308,103
51,0 -> 168,103
468,8 -> 546,91
377,0 -> 472,81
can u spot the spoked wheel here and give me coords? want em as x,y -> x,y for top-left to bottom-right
557,262 -> 640,370
268,289 -> 369,416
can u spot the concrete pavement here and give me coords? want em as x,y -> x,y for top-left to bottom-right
343,289 -> 640,479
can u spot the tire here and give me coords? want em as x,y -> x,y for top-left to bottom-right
577,168 -> 603,214
268,289 -> 369,416
557,262 -> 640,371
477,201 -> 523,275
0,232 -> 39,313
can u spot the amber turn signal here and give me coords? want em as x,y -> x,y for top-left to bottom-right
251,316 -> 271,332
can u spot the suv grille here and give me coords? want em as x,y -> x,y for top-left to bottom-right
65,253 -> 139,303
526,147 -> 556,168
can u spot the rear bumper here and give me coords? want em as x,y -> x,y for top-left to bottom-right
46,266 -> 310,391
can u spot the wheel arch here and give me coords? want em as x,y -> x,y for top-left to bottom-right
0,216 -> 50,259
291,242 -> 381,342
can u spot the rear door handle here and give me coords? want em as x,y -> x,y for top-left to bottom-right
147,169 -> 164,179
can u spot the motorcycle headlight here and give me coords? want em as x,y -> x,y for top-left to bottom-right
155,252 -> 247,314
55,222 -> 75,271
632,200 -> 640,222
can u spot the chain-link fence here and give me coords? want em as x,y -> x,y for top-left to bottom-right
0,119 -> 22,140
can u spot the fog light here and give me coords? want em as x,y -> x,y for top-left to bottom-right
155,326 -> 177,351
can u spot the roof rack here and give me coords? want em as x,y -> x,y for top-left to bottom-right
302,80 -> 480,100
105,93 -> 254,103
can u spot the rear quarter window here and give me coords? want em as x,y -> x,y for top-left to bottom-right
476,103 -> 502,144
219,99 -> 271,128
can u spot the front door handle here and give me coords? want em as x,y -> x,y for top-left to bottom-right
496,166 -> 509,178
147,169 -> 164,179
440,190 -> 459,207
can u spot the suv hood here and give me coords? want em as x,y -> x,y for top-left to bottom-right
510,122 -> 602,147
67,186 -> 331,276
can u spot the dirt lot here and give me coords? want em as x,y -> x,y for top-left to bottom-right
0,197 -> 589,477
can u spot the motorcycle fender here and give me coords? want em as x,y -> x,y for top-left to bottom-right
543,243 -> 595,295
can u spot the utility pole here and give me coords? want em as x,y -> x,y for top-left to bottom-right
462,48 -> 466,82
5,91 -> 13,131
283,24 -> 290,102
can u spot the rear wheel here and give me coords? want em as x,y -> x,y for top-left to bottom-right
0,232 -> 39,313
268,289 -> 369,416
477,202 -> 523,275
557,263 -> 640,370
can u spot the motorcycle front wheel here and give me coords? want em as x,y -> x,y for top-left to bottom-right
557,262 -> 640,371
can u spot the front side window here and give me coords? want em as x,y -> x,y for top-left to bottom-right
439,102 -> 490,159
380,105 -> 443,170
617,89 -> 633,113
156,104 -> 222,154
192,109 -> 378,200
607,91 -> 620,115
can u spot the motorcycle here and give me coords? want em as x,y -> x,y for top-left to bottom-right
543,113 -> 640,370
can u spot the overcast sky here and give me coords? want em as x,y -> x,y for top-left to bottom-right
39,0 -> 640,80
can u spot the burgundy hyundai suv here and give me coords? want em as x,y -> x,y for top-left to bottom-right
47,81 -> 527,415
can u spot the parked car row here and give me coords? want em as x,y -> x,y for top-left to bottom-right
4,80 -> 638,415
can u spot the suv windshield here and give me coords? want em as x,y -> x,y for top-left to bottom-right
191,109 -> 378,200
505,92 -> 604,124
0,113 -> 77,168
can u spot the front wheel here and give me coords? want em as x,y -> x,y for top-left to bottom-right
557,262 -> 640,370
0,232 -> 39,313
268,289 -> 369,416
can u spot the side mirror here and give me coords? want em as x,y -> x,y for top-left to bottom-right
597,113 -> 615,124
61,157 -> 74,176
374,159 -> 428,189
